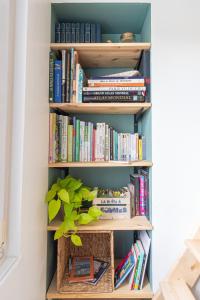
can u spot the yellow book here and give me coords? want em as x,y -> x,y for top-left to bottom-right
139,138 -> 143,160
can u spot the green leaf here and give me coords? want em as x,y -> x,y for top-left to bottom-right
71,234 -> 82,246
73,202 -> 82,209
48,199 -> 61,222
59,175 -> 73,188
73,192 -> 82,203
67,178 -> 83,191
87,190 -> 98,201
45,189 -> 56,203
88,206 -> 103,218
78,213 -> 94,225
64,217 -> 78,231
64,203 -> 74,218
80,187 -> 90,199
58,189 -> 69,203
54,229 -> 63,240
68,190 -> 75,202
71,210 -> 79,221
51,183 -> 61,193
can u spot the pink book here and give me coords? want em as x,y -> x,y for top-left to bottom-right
139,175 -> 145,215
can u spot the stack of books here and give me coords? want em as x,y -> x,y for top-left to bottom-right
82,70 -> 146,103
128,169 -> 149,217
114,231 -> 151,290
68,256 -> 109,286
49,113 -> 146,163
49,49 -> 86,103
55,22 -> 101,43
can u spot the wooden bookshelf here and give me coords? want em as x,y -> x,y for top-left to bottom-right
48,216 -> 153,231
47,272 -> 153,299
50,43 -> 151,68
48,161 -> 153,168
49,103 -> 151,115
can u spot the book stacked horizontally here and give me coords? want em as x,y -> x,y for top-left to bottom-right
114,231 -> 151,290
82,70 -> 146,103
49,113 -> 146,163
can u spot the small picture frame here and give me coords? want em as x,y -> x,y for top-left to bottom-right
69,256 -> 94,283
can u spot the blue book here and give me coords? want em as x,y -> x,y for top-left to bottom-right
85,23 -> 91,43
115,250 -> 135,289
75,23 -> 80,42
96,23 -> 101,43
91,24 -> 96,43
55,23 -> 61,43
80,23 -> 85,42
60,22 -> 66,43
54,60 -> 62,102
71,23 -> 76,43
65,23 -> 71,43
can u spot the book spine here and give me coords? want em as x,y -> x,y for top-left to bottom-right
85,23 -> 91,43
75,23 -> 80,43
72,116 -> 76,161
80,121 -> 85,162
66,50 -> 70,102
80,23 -> 85,42
139,137 -> 143,160
88,78 -> 145,84
71,23 -> 76,43
105,124 -> 109,161
78,66 -> 83,103
55,23 -> 61,43
139,176 -> 145,216
88,82 -> 145,87
67,125 -> 73,162
52,113 -> 56,162
54,60 -> 62,103
61,50 -> 66,103
92,128 -> 96,161
91,23 -> 96,43
96,23 -> 101,42
83,90 -> 145,96
82,95 -> 145,102
55,114 -> 59,161
61,115 -> 68,162
60,22 -> 66,43
75,119 -> 80,162
65,23 -> 71,43
49,113 -> 53,163
134,242 -> 144,290
110,127 -> 113,160
49,51 -> 55,102
142,136 -> 146,160
83,86 -> 146,92
57,115 -> 62,161
69,48 -> 74,102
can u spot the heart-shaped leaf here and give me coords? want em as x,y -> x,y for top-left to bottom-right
45,189 -> 56,203
71,234 -> 82,246
87,190 -> 98,201
80,187 -> 90,199
71,210 -> 79,221
54,228 -> 63,240
58,189 -> 69,203
48,199 -> 61,222
51,183 -> 61,192
67,178 -> 83,191
88,206 -> 103,218
64,203 -> 74,218
78,213 -> 94,225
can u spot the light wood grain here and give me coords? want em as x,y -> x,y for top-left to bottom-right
160,279 -> 195,300
50,43 -> 151,68
48,216 -> 153,231
48,160 -> 153,168
185,239 -> 200,262
47,272 -> 153,299
49,103 -> 151,115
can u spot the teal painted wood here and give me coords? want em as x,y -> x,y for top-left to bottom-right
141,5 -> 151,42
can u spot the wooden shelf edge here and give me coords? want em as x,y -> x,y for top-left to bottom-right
50,42 -> 151,50
47,272 -> 153,299
48,160 -> 153,168
49,102 -> 151,114
47,216 -> 153,231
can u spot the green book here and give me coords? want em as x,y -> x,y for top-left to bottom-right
67,125 -> 73,162
49,51 -> 57,102
75,119 -> 80,162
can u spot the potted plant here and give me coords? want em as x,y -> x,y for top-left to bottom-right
45,175 -> 103,246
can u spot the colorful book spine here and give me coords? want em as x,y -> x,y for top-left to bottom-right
83,86 -> 146,92
67,125 -> 73,162
75,119 -> 80,162
61,115 -> 68,162
139,176 -> 145,216
49,113 -> 53,162
139,137 -> 143,160
65,23 -> 71,43
72,117 -> 76,161
57,114 -> 62,161
54,60 -> 62,103
82,95 -> 145,103
65,50 -> 70,102
61,50 -> 66,103
133,241 -> 145,290
55,23 -> 61,43
88,78 -> 145,84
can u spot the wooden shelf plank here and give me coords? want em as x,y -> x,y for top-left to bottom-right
49,103 -> 151,115
48,216 -> 153,231
48,160 -> 153,168
47,272 -> 153,299
185,239 -> 200,262
50,43 -> 151,68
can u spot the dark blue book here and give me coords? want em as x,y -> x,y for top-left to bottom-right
54,60 -> 62,102
55,23 -> 61,43
85,23 -> 91,43
65,23 -> 71,43
96,23 -> 101,43
80,23 -> 85,42
60,22 -> 66,43
71,23 -> 76,43
75,23 -> 80,42
91,24 -> 96,43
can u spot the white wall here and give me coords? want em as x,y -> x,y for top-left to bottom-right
151,0 -> 200,293
0,0 -> 200,299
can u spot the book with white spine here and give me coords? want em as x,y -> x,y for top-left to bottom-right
83,86 -> 146,92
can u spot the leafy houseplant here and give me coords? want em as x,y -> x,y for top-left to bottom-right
45,175 -> 103,246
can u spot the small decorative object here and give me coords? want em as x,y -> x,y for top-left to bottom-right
45,175 -> 103,246
68,256 -> 94,283
106,39 -> 113,43
120,32 -> 135,43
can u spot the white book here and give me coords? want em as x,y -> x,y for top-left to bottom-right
80,121 -> 85,162
108,127 -> 111,161
130,134 -> 134,161
105,124 -> 109,161
138,231 -> 151,289
83,86 -> 146,92
88,78 -> 144,84
99,70 -> 140,78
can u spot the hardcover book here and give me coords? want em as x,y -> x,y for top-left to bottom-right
68,256 -> 94,283
54,60 -> 62,103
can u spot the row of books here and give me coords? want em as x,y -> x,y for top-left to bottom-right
49,49 -> 147,103
114,231 -> 151,290
55,22 -> 101,43
68,256 -> 109,285
49,113 -> 146,163
49,49 -> 86,103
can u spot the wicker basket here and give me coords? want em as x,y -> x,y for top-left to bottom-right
57,231 -> 114,293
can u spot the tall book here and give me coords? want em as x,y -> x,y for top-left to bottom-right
54,60 -> 62,103
85,23 -> 91,42
65,23 -> 71,43
49,51 -> 57,102
61,50 -> 66,103
60,22 -> 66,43
67,125 -> 73,162
55,23 -> 61,43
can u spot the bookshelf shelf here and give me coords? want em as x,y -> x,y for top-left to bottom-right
50,43 -> 151,68
49,103 -> 151,115
48,161 -> 153,168
47,272 -> 153,299
47,216 -> 153,231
